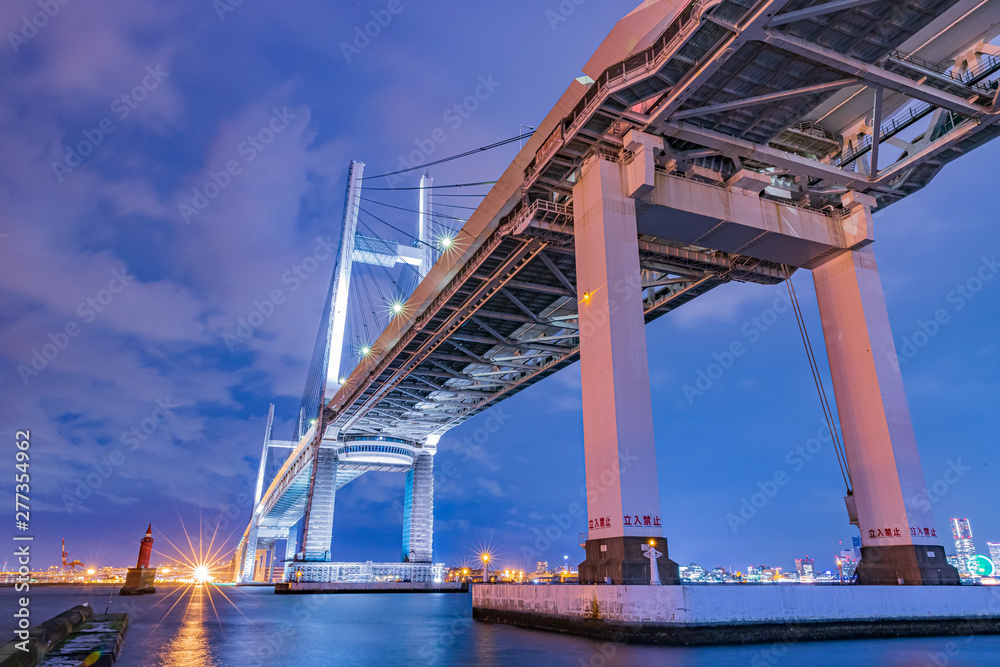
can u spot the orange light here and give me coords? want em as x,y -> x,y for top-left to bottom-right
193,565 -> 212,583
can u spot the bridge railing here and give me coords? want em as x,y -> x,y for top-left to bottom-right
887,50 -> 995,94
526,0 -> 716,185
830,100 -> 936,168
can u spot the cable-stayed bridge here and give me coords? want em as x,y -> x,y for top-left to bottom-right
239,0 -> 1000,587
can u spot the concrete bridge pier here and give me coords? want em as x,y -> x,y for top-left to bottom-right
300,447 -> 338,561
402,447 -> 434,563
237,526 -> 259,584
283,524 -> 299,580
812,245 -> 960,585
572,153 -> 678,585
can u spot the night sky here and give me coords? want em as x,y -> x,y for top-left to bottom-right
1,0 -> 997,575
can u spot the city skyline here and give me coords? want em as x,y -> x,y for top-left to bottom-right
2,0 -> 998,576
14,514 -> 1000,583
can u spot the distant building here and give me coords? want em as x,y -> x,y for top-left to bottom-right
951,518 -> 976,576
705,567 -> 732,583
795,558 -> 815,580
947,555 -> 960,570
288,561 -> 443,584
988,542 -> 1000,573
835,550 -> 857,581
852,536 -> 862,560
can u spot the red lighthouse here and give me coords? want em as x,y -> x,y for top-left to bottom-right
136,524 -> 153,568
120,524 -> 157,595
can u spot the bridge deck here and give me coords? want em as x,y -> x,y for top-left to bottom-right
327,0 -> 1000,443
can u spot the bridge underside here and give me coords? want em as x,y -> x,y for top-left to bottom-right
326,206 -> 787,442
245,0 -> 997,586
329,0 -> 1000,442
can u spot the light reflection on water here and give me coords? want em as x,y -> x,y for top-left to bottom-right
3,586 -> 999,666
159,585 -> 215,667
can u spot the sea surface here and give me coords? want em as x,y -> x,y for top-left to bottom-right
2,585 -> 999,666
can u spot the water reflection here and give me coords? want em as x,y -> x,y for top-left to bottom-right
160,585 -> 215,667
7,587 -> 999,667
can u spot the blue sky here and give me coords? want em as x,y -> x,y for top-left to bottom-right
1,0 -> 997,574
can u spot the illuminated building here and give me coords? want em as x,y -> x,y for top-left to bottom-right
795,558 -> 815,580
984,542 -> 1000,571
286,561 -> 443,584
950,518 -> 976,577
985,542 -> 1000,572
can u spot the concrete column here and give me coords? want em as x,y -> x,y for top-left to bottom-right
254,550 -> 268,582
283,524 -> 299,580
402,450 -> 434,563
238,527 -> 259,584
812,247 -> 959,585
300,448 -> 338,560
573,154 -> 678,585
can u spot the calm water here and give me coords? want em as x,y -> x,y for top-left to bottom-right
3,585 -> 999,666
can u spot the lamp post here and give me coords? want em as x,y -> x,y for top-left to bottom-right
641,540 -> 662,586
481,553 -> 490,583
519,124 -> 535,150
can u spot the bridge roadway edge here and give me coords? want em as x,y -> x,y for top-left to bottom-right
471,584 -> 1000,645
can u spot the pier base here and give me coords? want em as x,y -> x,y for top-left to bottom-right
472,584 -> 1000,645
857,544 -> 960,586
119,567 -> 156,596
579,537 -> 679,585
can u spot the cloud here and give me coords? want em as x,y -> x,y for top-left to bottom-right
477,477 -> 505,497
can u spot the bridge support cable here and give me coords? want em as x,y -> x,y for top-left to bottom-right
355,217 -> 421,304
358,206 -> 439,253
364,132 -> 533,180
363,181 -> 496,191
360,197 -> 469,223
782,266 -> 853,495
357,262 -> 392,331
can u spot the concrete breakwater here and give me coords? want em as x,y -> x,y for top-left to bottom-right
0,605 -> 127,667
472,584 -> 1000,645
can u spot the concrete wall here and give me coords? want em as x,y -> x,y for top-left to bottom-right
279,581 -> 463,594
473,584 -> 1000,625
